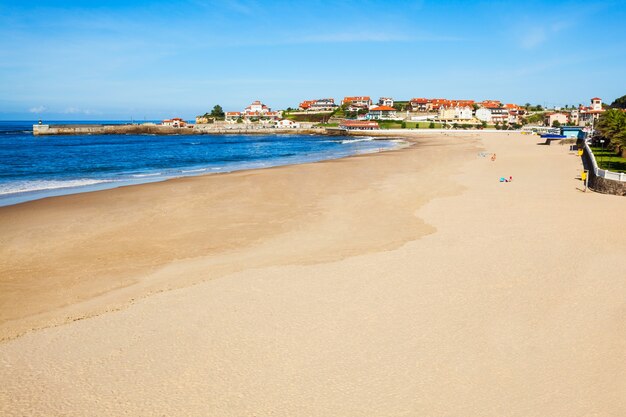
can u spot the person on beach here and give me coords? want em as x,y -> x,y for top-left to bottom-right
491,153 -> 496,161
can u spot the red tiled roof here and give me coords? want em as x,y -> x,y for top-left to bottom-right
591,97 -> 601,101
341,120 -> 379,127
369,105 -> 396,111
342,96 -> 371,103
580,109 -> 605,114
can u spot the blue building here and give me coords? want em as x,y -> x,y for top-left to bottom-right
561,126 -> 586,139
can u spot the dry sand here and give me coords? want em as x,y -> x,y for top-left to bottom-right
1,132 -> 625,416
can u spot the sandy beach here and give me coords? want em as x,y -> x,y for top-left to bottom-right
1,131 -> 625,416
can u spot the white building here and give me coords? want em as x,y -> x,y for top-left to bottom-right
310,98 -> 336,111
475,107 -> 491,122
367,105 -> 398,120
162,117 -> 187,127
476,106 -> 509,124
342,96 -> 372,110
275,119 -> 300,128
544,112 -> 569,126
378,97 -> 394,107
437,105 -> 473,121
578,97 -> 605,126
244,100 -> 271,116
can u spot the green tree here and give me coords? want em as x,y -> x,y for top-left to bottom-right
428,122 -> 435,129
596,109 -> 626,156
210,105 -> 225,120
524,112 -> 545,125
552,120 -> 561,128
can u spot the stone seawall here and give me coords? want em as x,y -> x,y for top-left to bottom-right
33,124 -> 199,136
33,124 -> 323,136
587,175 -> 626,196
581,143 -> 626,196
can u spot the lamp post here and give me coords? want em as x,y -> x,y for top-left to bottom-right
600,139 -> 605,166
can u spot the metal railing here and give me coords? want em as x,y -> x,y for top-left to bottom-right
584,142 -> 626,182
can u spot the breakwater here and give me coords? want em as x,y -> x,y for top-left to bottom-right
33,124 -> 197,136
32,123 -> 323,136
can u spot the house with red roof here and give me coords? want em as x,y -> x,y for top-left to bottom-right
225,112 -> 242,123
342,96 -> 372,111
409,98 -> 475,112
544,112 -> 569,126
300,98 -> 337,111
367,105 -> 398,120
476,105 -> 508,124
244,100 -> 271,116
409,98 -> 431,112
578,97 -> 605,126
299,100 -> 316,111
162,117 -> 187,127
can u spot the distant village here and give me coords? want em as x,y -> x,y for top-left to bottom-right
158,96 -> 608,132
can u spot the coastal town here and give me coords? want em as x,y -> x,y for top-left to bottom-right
32,95 -> 612,136
187,96 -> 609,132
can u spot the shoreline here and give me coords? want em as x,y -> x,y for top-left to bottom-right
0,134 -> 406,208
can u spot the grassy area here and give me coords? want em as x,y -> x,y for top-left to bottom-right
377,120 -> 404,129
317,122 -> 339,127
403,121 -> 445,129
590,147 -> 626,173
284,112 -> 333,123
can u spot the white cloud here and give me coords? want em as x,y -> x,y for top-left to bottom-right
28,105 -> 47,113
520,28 -> 547,49
63,107 -> 99,115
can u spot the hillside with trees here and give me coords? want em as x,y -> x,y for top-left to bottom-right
609,94 -> 626,109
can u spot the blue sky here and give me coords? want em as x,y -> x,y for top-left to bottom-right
1,0 -> 625,120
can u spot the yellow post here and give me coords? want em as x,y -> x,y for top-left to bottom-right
577,149 -> 583,156
581,171 -> 587,181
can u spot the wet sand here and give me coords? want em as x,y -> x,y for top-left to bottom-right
1,132 -> 625,416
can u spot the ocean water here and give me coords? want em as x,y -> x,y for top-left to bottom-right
0,121 -> 401,206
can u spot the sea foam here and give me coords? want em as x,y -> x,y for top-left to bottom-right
0,179 -> 114,196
